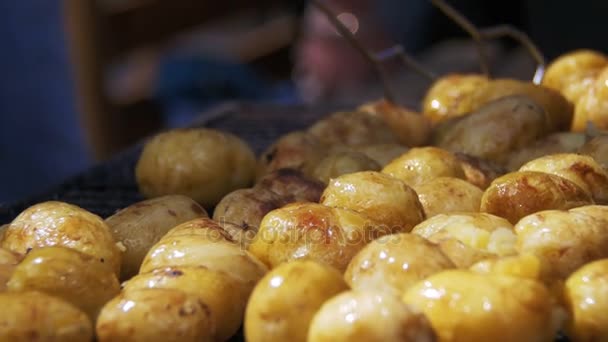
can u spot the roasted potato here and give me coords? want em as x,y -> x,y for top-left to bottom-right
1,201 -> 121,276
345,233 -> 454,296
248,202 -> 383,272
321,171 -> 425,233
7,246 -> 119,321
313,151 -> 381,184
257,131 -> 327,179
421,73 -> 489,124
515,207 -> 608,281
214,169 -> 324,232
124,266 -> 251,341
564,258 -> 608,342
0,224 -> 7,242
308,111 -> 398,147
506,132 -> 586,171
135,128 -> 256,208
0,291 -> 92,341
245,260 -> 348,342
469,253 -> 541,280
402,270 -> 557,342
358,99 -> 432,147
481,171 -> 594,224
414,177 -> 483,218
572,66 -> 608,131
454,153 -> 505,189
106,195 -> 208,280
519,153 -> 608,204
412,212 -> 517,268
579,135 -> 608,171
354,143 -> 408,167
434,95 -> 550,165
308,290 -> 436,342
0,248 -> 20,292
382,147 -> 465,186
96,288 -> 212,342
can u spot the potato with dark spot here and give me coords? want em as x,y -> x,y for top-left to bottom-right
579,135 -> 608,171
313,151 -> 381,184
382,147 -> 465,187
415,177 -> 483,218
257,131 -> 327,179
506,132 -> 586,171
308,111 -> 399,147
106,195 -> 208,280
481,171 -> 593,224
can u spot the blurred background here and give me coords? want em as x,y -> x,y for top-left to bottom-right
1,0 -> 607,203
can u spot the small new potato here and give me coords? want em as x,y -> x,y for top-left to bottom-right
7,246 -> 119,320
308,111 -> 398,147
124,266 -> 252,341
106,195 -> 208,280
321,171 -> 425,233
412,212 -> 517,268
402,270 -> 557,342
257,131 -> 327,179
579,135 -> 608,171
2,201 -> 121,276
0,248 -> 20,291
355,143 -> 408,167
506,132 -> 586,171
481,171 -> 593,224
414,177 -> 483,218
245,260 -> 348,342
345,233 -> 455,296
0,291 -> 92,341
313,151 -> 380,184
565,259 -> 608,342
382,147 -> 465,187
136,128 -> 256,208
308,291 -> 436,342
96,288 -> 212,342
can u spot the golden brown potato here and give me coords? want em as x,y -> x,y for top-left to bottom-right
309,291 -> 436,342
543,49 -> 608,104
321,171 -> 425,233
564,259 -> 608,342
481,171 -> 594,224
579,135 -> 608,171
345,233 -> 454,296
434,95 -> 550,165
454,153 -> 505,189
382,147 -> 465,186
245,260 -> 348,342
257,131 -> 327,179
421,73 -> 489,124
0,291 -> 92,341
106,195 -> 208,280
7,246 -> 119,321
355,143 -> 408,167
0,248 -> 19,292
248,202 -> 383,272
520,153 -> 608,204
469,253 -> 541,280
414,177 -> 483,218
1,201 -> 121,276
358,99 -> 432,147
402,270 -> 556,342
308,111 -> 398,147
515,208 -> 608,281
411,212 -> 517,268
96,288 -> 212,342
506,132 -> 586,171
124,266 -> 252,341
135,128 -> 256,208
313,151 -> 381,184
572,66 -> 608,131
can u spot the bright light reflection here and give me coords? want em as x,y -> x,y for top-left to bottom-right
122,300 -> 136,312
270,276 -> 284,288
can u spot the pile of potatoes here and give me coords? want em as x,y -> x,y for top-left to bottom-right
3,48 -> 608,342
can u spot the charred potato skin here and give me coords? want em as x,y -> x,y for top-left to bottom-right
414,177 -> 483,218
481,171 -> 593,224
245,260 -> 348,342
106,195 -> 208,280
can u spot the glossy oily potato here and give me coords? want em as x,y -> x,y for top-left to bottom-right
7,246 -> 119,321
308,291 -> 436,342
355,143 -> 408,167
308,111 -> 398,147
106,195 -> 208,280
257,131 -> 327,179
321,171 -> 425,233
402,270 -> 556,342
515,207 -> 608,281
506,132 -> 586,171
412,212 -> 517,268
245,260 -> 347,342
345,233 -> 454,296
519,153 -> 608,204
421,73 -> 488,124
0,291 -> 92,342
135,128 -> 256,208
469,253 -> 541,280
382,147 -> 465,187
96,288 -> 212,342
481,171 -> 593,224
572,66 -> 608,131
313,151 -> 380,184
0,248 -> 20,291
248,202 -> 382,272
123,266 -> 252,341
564,259 -> 608,342
1,201 -> 121,276
579,135 -> 608,171
414,177 -> 483,218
